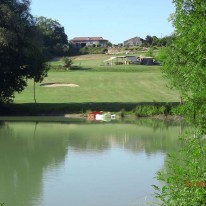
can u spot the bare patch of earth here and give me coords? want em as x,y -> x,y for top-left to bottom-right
40,82 -> 80,87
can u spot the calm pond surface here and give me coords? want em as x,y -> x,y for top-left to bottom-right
0,118 -> 184,206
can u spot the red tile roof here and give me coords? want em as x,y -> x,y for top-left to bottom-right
71,37 -> 107,41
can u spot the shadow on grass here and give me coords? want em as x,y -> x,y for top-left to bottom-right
70,66 -> 92,71
51,65 -> 92,71
0,102 -> 181,116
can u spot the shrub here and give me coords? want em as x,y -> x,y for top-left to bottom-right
154,136 -> 206,206
146,47 -> 154,57
119,108 -> 125,118
133,104 -> 171,117
155,47 -> 169,65
62,57 -> 73,70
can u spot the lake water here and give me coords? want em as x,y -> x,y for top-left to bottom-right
0,118 -> 183,206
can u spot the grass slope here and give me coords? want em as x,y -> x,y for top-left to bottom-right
14,56 -> 179,103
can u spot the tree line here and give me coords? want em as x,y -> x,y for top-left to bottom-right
143,34 -> 175,47
0,0 -> 69,103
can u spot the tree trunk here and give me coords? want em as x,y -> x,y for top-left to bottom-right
34,79 -> 36,103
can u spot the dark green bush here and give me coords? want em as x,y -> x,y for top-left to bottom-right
133,104 -> 172,117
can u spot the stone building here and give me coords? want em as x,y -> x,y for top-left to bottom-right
123,37 -> 143,46
70,37 -> 108,48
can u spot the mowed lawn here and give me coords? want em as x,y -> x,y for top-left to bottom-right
14,66 -> 180,103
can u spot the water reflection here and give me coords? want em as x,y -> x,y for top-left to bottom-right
0,122 -> 69,206
0,119 -> 184,206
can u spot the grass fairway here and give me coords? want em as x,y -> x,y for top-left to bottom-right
14,57 -> 179,104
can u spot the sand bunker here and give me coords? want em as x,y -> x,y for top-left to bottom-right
40,83 -> 80,87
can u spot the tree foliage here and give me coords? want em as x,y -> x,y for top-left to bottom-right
154,136 -> 206,206
144,35 -> 153,46
154,1 -> 206,205
161,0 -> 206,126
62,57 -> 73,70
159,35 -> 176,46
143,34 -> 175,47
0,0 -> 47,103
36,16 -> 69,59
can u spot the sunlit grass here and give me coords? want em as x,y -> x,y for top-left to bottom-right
14,53 -> 180,104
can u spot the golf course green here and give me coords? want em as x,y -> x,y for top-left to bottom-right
14,54 -> 179,104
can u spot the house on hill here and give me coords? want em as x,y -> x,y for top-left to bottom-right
70,37 -> 108,48
124,37 -> 143,46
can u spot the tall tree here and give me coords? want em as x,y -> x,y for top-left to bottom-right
161,0 -> 206,126
159,34 -> 176,46
154,1 -> 206,205
151,35 -> 159,46
0,0 -> 47,103
36,17 -> 68,59
145,35 -> 153,46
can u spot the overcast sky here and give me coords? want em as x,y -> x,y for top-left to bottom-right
31,0 -> 175,44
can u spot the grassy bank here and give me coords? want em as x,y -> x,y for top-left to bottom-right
3,54 -> 181,116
